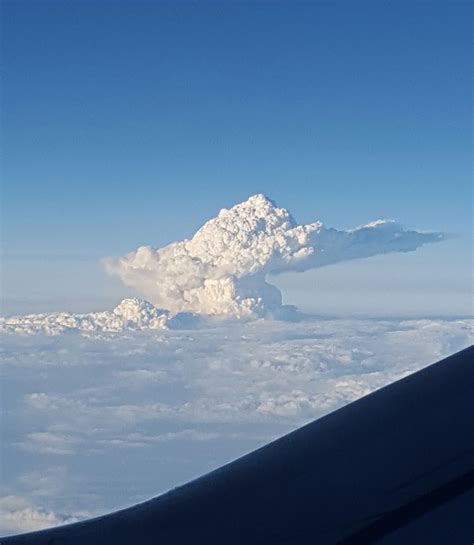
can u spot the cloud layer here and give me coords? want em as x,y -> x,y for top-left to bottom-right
105,194 -> 443,317
0,196 -> 453,536
0,496 -> 81,535
0,298 -> 170,335
1,316 -> 472,534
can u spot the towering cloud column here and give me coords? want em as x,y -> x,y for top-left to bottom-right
105,194 -> 443,317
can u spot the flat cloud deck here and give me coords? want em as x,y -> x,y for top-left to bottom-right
3,346 -> 473,545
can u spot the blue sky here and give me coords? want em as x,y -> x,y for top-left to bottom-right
2,0 -> 472,316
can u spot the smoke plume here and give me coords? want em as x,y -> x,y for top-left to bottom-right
105,195 -> 443,317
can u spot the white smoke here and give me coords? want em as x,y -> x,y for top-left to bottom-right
105,194 -> 444,318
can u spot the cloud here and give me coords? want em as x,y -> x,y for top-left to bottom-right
10,318 -> 472,430
115,369 -> 169,384
0,195 -> 444,333
105,194 -> 443,317
0,496 -> 82,536
0,468 -> 89,536
96,430 -> 222,449
0,298 -> 170,335
17,468 -> 69,498
15,431 -> 82,456
2,316 -> 471,533
0,196 -> 452,535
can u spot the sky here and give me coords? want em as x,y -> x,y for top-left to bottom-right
2,0 -> 472,317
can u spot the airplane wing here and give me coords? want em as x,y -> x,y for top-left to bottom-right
3,345 -> 473,545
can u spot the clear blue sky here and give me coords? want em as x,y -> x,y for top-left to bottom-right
2,0 -> 472,316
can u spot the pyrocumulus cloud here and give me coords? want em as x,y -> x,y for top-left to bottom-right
105,194 -> 443,317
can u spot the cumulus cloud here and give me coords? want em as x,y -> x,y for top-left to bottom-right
0,496 -> 81,536
105,194 -> 444,317
0,298 -> 170,335
0,468 -> 89,536
0,297 -> 209,335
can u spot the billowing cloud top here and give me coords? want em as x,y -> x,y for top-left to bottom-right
105,194 -> 443,317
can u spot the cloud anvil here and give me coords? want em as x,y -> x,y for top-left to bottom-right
105,194 -> 443,317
